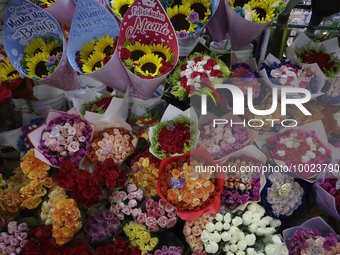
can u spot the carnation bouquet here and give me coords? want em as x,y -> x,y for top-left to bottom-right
157,147 -> 225,220
134,197 -> 178,233
283,217 -> 340,255
199,204 -> 286,255
0,221 -> 29,255
28,110 -> 94,168
168,50 -> 231,102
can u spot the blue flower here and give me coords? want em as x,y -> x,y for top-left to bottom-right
235,8 -> 243,17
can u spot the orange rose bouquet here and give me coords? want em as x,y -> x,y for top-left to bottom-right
51,199 -> 82,246
156,147 -> 225,220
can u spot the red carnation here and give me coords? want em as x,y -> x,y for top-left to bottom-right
207,59 -> 218,66
159,65 -> 170,75
203,64 -> 213,71
180,64 -> 187,71
194,56 -> 202,63
180,76 -> 188,88
211,69 -> 222,77
191,71 -> 201,79
120,48 -> 131,61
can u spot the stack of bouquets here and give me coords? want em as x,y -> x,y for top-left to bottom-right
0,222 -> 29,255
261,172 -> 307,219
29,111 -> 94,167
168,52 -> 231,101
200,204 -> 286,255
84,209 -> 120,243
123,221 -> 158,255
96,237 -> 142,255
109,184 -> 143,220
17,118 -> 45,153
54,162 -> 102,209
221,155 -> 263,211
129,149 -> 161,198
183,213 -> 214,254
134,197 -> 178,233
84,127 -> 136,165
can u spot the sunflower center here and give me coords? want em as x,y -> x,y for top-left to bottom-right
233,0 -> 249,8
35,61 -> 48,78
119,4 -> 129,18
153,51 -> 166,61
141,62 -> 157,74
33,48 -> 43,55
130,50 -> 146,61
253,7 -> 266,20
7,71 -> 18,78
170,0 -> 182,7
171,14 -> 190,31
104,45 -> 114,56
92,61 -> 102,72
50,46 -> 63,57
191,3 -> 207,20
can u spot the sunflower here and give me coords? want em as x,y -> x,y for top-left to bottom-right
183,0 -> 211,21
24,38 -> 48,58
82,52 -> 106,74
0,62 -> 20,81
169,0 -> 183,7
26,52 -> 51,80
249,0 -> 275,22
79,40 -> 96,63
167,5 -> 197,33
37,0 -> 56,7
149,43 -> 172,62
47,40 -> 63,57
230,0 -> 250,8
134,53 -> 162,78
94,35 -> 115,56
126,42 -> 151,61
0,57 -> 11,69
111,0 -> 134,19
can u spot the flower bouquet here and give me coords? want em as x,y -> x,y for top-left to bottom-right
283,217 -> 340,255
107,0 -> 133,20
168,50 -> 231,102
0,222 -> 29,255
84,209 -> 120,243
4,1 -> 81,91
129,115 -> 161,141
286,33 -> 340,80
134,197 -> 178,233
28,110 -> 94,168
156,147 -> 225,220
56,244 -> 94,255
145,245 -> 183,255
51,199 -> 82,246
183,213 -> 214,254
84,127 -> 136,165
317,77 -> 340,106
331,107 -> 340,137
93,158 -> 129,189
149,105 -> 199,159
123,221 -> 159,255
54,162 -> 102,209
109,184 -> 143,220
96,237 -> 142,255
259,54 -> 324,99
129,149 -> 161,199
200,204 -> 286,255
17,118 -> 45,153
196,112 -> 257,161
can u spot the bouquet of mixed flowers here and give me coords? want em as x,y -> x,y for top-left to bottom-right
54,162 -> 102,209
84,127 -> 136,165
17,118 -> 45,153
229,0 -> 287,23
200,204 -> 286,255
0,222 -> 29,255
109,184 -> 143,220
129,115 -> 160,141
183,213 -> 214,254
134,197 -> 178,233
168,52 -> 231,101
129,149 -> 161,199
0,57 -> 25,88
96,237 -> 142,255
123,221 -> 159,255
120,39 -> 175,79
75,35 -> 118,74
84,209 -> 120,243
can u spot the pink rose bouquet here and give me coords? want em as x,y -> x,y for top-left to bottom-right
134,197 -> 178,233
109,184 -> 143,220
38,114 -> 93,167
0,221 -> 29,255
183,213 -> 213,254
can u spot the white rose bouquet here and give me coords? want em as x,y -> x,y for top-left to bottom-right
200,204 -> 288,255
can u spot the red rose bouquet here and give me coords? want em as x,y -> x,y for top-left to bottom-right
80,92 -> 124,115
54,162 -> 102,209
96,237 -> 142,255
57,244 -> 93,255
93,158 -> 129,189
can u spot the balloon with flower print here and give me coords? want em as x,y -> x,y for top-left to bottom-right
3,0 -> 81,91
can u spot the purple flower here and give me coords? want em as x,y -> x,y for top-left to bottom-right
177,31 -> 189,39
107,225 -> 118,234
169,246 -> 178,253
47,56 -> 56,65
162,246 -> 168,252
108,217 -> 119,227
155,250 -> 164,255
17,223 -> 27,232
17,232 -> 27,241
102,210 -> 114,220
9,238 -> 19,246
20,239 -> 28,248
188,11 -> 199,23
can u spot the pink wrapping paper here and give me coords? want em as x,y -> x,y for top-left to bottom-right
116,0 -> 179,99
27,108 -> 95,168
44,0 -> 76,25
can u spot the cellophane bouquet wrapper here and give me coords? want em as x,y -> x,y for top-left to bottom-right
43,0 -> 76,25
